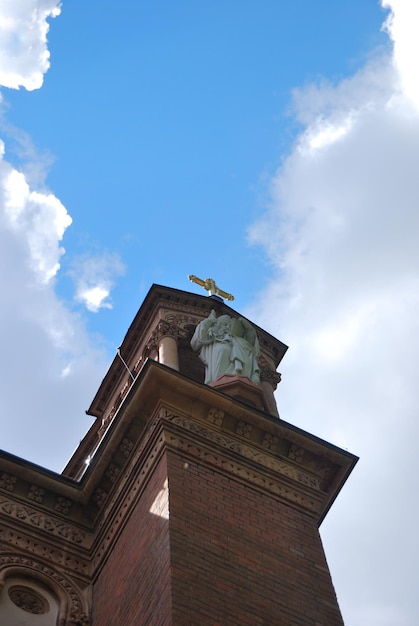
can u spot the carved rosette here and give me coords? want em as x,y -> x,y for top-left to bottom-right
8,585 -> 50,614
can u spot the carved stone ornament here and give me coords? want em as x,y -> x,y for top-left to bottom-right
106,463 -> 121,483
69,610 -> 91,626
8,585 -> 50,614
147,320 -> 182,351
93,488 -> 108,508
54,496 -> 73,516
27,485 -> 45,503
207,407 -> 224,426
0,472 -> 17,492
165,312 -> 200,329
259,366 -> 282,388
262,432 -> 279,451
119,437 -> 134,458
236,421 -> 252,438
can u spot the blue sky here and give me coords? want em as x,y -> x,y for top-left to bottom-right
2,2 -> 419,624
3,1 -> 387,345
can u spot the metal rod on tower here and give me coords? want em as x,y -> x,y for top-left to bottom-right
116,347 -> 135,381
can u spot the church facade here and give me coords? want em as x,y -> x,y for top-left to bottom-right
0,284 -> 357,625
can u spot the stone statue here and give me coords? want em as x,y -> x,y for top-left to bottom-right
191,310 -> 260,385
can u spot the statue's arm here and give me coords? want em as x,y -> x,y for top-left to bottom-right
191,311 -> 217,350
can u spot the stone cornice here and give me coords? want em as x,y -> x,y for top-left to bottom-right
0,361 -> 358,587
78,361 -> 356,577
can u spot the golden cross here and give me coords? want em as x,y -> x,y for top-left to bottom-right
188,275 -> 234,301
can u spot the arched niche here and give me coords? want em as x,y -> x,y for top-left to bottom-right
0,558 -> 90,625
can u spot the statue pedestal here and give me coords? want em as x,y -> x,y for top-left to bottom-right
209,374 -> 271,414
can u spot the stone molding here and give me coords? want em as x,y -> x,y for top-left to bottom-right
91,413 -> 164,575
162,411 -> 322,513
0,359 -> 356,615
169,430 -> 320,513
90,404 -> 324,579
89,386 -> 345,576
92,432 -> 165,575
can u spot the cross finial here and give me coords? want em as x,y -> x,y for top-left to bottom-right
188,275 -> 234,301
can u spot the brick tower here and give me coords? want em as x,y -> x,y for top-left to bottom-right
0,284 -> 357,625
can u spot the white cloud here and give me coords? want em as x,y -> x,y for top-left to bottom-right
70,252 -> 126,312
302,114 -> 354,152
0,1 -> 119,470
249,1 -> 419,624
383,0 -> 419,112
0,0 -> 61,91
0,150 -> 108,469
1,154 -> 72,282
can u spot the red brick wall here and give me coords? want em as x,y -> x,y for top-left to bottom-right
167,451 -> 344,626
92,454 -> 172,626
92,447 -> 344,625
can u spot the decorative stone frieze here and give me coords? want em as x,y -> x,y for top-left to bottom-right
0,529 -> 90,577
164,428 -> 321,514
0,496 -> 87,545
162,412 -> 322,512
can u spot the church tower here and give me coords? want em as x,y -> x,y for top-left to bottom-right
0,283 -> 357,625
